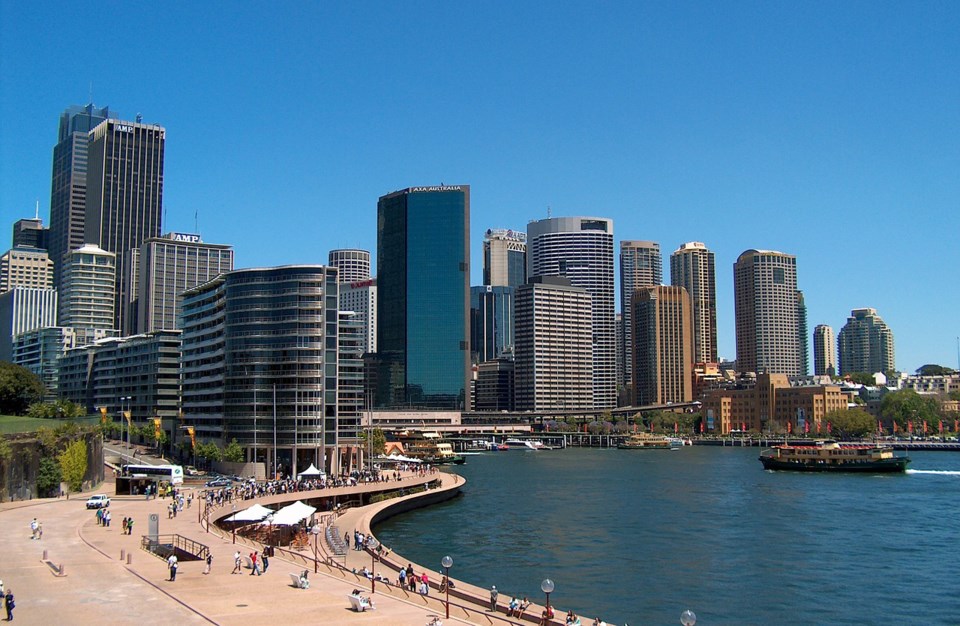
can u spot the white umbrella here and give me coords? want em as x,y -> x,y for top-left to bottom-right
298,463 -> 324,476
263,500 -> 317,526
225,504 -> 273,522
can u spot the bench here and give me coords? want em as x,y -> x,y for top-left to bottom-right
290,573 -> 308,589
347,594 -> 374,612
244,556 -> 253,570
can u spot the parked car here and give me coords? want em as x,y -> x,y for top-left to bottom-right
184,466 -> 200,476
86,494 -> 111,509
205,477 -> 232,488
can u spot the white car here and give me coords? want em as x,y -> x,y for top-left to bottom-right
86,494 -> 111,509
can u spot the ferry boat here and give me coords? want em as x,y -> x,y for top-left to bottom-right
504,438 -> 546,450
617,433 -> 676,450
390,431 -> 466,465
759,440 -> 910,473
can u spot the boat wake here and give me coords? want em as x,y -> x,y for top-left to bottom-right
905,469 -> 960,476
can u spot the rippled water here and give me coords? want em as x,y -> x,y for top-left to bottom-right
374,447 -> 960,625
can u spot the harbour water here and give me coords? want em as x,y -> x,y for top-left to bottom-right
375,446 -> 960,625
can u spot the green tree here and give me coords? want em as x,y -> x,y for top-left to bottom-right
880,389 -> 940,432
37,456 -> 63,497
223,438 -> 244,462
359,428 -> 386,455
195,440 -> 222,463
843,372 -> 879,386
916,364 -> 956,376
949,390 -> 960,402
0,361 -> 46,415
824,408 -> 875,439
58,438 -> 88,492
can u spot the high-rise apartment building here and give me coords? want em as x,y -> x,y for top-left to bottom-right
339,279 -> 377,355
528,217 -> 616,409
470,285 -> 515,364
328,249 -> 371,283
514,276 -> 593,411
85,117 -> 165,332
733,249 -> 803,375
48,104 -> 111,293
632,285 -> 694,406
136,232 -> 234,333
838,308 -> 896,375
180,266 -> 347,474
12,327 -> 78,399
620,240 -> 662,391
813,324 -> 836,376
376,186 -> 470,410
0,287 -> 57,361
0,247 -> 54,291
58,244 -> 117,344
670,242 -> 717,364
483,228 -> 527,288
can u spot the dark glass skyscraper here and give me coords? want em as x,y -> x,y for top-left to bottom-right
48,104 -> 111,294
376,186 -> 470,409
470,285 -> 515,364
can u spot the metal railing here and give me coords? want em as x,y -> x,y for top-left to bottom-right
141,534 -> 210,562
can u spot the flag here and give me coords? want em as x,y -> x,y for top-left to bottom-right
939,420 -> 943,434
805,421 -> 810,434
827,421 -> 832,432
674,422 -> 678,434
787,421 -> 792,434
878,420 -> 882,434
699,421 -> 704,433
153,418 -> 162,439
923,421 -> 928,434
124,410 -> 132,425
908,421 -> 913,434
100,406 -> 108,425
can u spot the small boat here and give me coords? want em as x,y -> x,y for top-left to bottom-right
617,433 -> 674,450
759,440 -> 910,473
504,438 -> 546,450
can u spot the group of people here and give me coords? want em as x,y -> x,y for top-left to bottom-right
398,563 -> 431,594
507,596 -> 531,619
95,508 -> 112,527
121,516 -> 135,535
28,518 -> 42,540
248,550 -> 268,575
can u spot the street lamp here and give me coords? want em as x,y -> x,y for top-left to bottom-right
231,504 -> 237,544
680,609 -> 697,625
441,555 -> 453,619
312,525 -> 321,573
541,578 -> 554,623
368,537 -> 379,593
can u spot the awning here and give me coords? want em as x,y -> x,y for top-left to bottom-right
263,500 -> 317,526
298,463 -> 324,476
225,504 -> 273,522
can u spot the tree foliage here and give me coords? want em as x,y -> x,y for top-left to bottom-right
916,364 -> 956,376
223,438 -> 244,462
26,399 -> 86,419
195,440 -> 222,463
0,361 -> 46,415
842,372 -> 879,386
824,408 -> 875,439
37,456 -> 62,497
880,389 -> 940,431
58,438 -> 88,492
359,428 -> 386,455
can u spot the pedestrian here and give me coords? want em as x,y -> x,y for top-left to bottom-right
105,510 -> 111,527
490,585 -> 498,612
232,551 -> 241,574
249,551 -> 259,576
261,551 -> 269,573
127,517 -> 134,536
167,554 -> 178,581
30,518 -> 38,540
122,517 -> 128,534
4,588 -> 13,621
398,566 -> 407,588
36,522 -> 42,541
97,508 -> 104,526
204,553 -> 212,575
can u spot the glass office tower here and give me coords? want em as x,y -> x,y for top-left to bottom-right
376,186 -> 470,409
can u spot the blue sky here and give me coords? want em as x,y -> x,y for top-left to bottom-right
1,1 -> 958,373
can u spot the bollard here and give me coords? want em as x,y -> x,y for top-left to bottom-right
121,548 -> 126,560
43,549 -> 48,560
126,553 -> 132,565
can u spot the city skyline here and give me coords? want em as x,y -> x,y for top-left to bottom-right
1,3 -> 958,373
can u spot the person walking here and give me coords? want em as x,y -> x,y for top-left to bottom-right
232,551 -> 241,574
261,551 -> 269,573
204,553 -> 212,575
4,588 -> 13,621
127,517 -> 134,536
490,585 -> 498,612
30,518 -> 38,540
167,554 -> 179,581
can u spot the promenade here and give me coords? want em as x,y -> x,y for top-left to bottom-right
0,470 -> 566,626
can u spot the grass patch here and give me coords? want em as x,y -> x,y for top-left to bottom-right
0,414 -> 100,434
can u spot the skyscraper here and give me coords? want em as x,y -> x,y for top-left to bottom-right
339,279 -> 377,354
470,285 -> 515,363
48,104 -> 111,294
813,324 -> 836,376
733,249 -> 803,375
670,241 -> 717,364
328,249 -> 371,283
528,217 -> 616,409
838,308 -> 896,375
12,217 -> 47,250
514,276 -> 593,411
376,186 -> 470,409
85,117 -> 165,332
0,247 -> 54,291
137,232 -> 234,333
58,244 -> 117,346
632,286 -> 693,406
620,240 -> 662,392
482,229 -> 527,288
0,287 -> 57,361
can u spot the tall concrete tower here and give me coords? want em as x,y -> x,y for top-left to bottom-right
733,249 -> 803,375
670,241 -> 717,364
527,217 -> 616,409
620,240 -> 662,393
838,308 -> 895,375
813,324 -> 836,376
632,285 -> 693,406
482,228 -> 527,288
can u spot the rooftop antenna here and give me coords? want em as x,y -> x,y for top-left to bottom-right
547,205 -> 551,218
35,200 -> 40,220
195,209 -> 199,234
88,82 -> 93,106
136,113 -> 142,123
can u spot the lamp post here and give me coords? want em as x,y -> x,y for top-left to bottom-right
231,504 -> 237,544
312,525 -> 321,573
680,609 -> 697,625
541,578 -> 554,623
441,555 -> 453,619
367,537 -> 379,593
